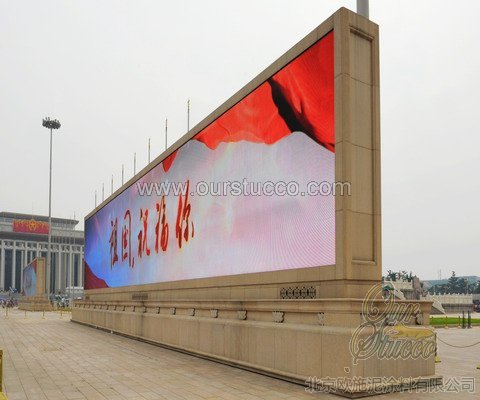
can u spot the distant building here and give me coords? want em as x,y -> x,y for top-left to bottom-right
384,277 -> 474,314
423,293 -> 474,314
423,276 -> 480,289
383,276 -> 424,300
0,211 -> 84,294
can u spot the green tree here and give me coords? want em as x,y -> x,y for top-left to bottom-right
385,270 -> 397,281
475,281 -> 480,294
447,271 -> 460,293
459,278 -> 469,294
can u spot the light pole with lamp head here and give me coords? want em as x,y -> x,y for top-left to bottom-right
42,117 -> 61,300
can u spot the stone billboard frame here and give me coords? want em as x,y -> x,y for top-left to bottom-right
83,7 -> 380,302
74,8 -> 438,396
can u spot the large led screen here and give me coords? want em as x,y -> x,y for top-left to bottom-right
85,31 -> 335,289
22,259 -> 37,297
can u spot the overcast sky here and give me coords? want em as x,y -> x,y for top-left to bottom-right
1,1 -> 479,280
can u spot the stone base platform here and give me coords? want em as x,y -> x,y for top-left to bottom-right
72,298 -> 441,397
18,297 -> 52,312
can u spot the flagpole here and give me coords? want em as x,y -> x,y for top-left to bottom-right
187,99 -> 190,132
165,118 -> 168,151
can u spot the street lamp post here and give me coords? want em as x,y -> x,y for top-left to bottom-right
42,117 -> 61,299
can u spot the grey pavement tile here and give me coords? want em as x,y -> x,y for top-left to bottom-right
1,309 -> 479,399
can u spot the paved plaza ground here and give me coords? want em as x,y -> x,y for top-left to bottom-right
0,309 -> 479,399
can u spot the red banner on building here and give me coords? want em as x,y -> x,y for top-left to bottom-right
13,219 -> 49,235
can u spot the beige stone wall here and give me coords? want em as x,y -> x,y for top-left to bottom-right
334,9 -> 381,290
35,257 -> 46,296
73,298 -> 436,395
